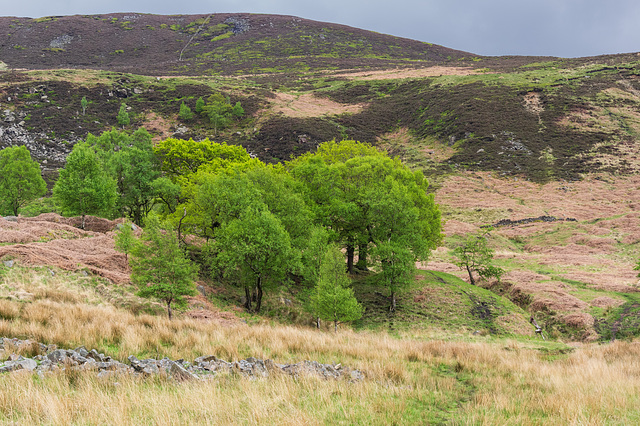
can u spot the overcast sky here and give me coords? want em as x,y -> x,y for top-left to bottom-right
3,0 -> 640,58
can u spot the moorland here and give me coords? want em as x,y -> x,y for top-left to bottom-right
1,12 -> 640,424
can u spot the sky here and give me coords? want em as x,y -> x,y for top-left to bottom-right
4,0 -> 640,58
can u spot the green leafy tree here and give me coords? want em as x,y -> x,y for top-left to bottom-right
368,176 -> 440,311
200,93 -> 243,135
0,146 -> 47,216
154,138 -> 251,180
179,102 -> 194,121
81,96 -> 88,115
195,97 -> 205,114
53,143 -> 117,229
452,229 -> 504,285
311,246 -> 363,332
289,140 -> 441,274
117,103 -> 130,128
232,101 -> 244,118
114,221 -> 136,261
301,227 -> 330,328
83,128 -> 160,225
130,217 -> 198,320
208,208 -> 297,313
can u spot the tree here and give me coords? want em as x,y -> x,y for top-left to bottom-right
300,227 -> 329,328
83,128 -> 160,225
117,103 -> 130,128
200,93 -> 243,135
130,217 -> 198,320
179,102 -> 194,121
53,143 -> 117,229
195,97 -> 205,114
114,221 -> 136,261
81,96 -> 88,115
208,208 -> 297,313
288,140 -> 441,274
311,246 -> 363,332
452,229 -> 504,285
154,138 -> 251,180
0,146 -> 47,216
232,102 -> 244,118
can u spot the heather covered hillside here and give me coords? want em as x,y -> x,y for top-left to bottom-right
1,12 -> 640,424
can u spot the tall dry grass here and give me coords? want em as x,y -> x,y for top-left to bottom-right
1,267 -> 640,423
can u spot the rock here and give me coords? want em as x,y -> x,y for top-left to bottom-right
3,216 -> 18,223
3,260 -> 15,268
47,349 -> 69,363
74,346 -> 89,358
169,361 -> 198,381
87,349 -> 105,362
350,370 -> 365,381
14,358 -> 37,371
194,355 -> 218,364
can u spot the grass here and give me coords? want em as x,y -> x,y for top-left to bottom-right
1,259 -> 640,422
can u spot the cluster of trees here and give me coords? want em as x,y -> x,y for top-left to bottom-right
179,94 -> 244,134
2,129 -> 443,329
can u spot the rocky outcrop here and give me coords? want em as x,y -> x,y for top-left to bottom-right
0,337 -> 364,382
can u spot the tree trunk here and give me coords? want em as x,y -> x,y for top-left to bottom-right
389,291 -> 397,313
167,300 -> 173,320
346,245 -> 355,274
334,319 -> 338,333
177,207 -> 187,246
316,317 -> 321,329
244,286 -> 252,311
255,276 -> 263,313
356,244 -> 368,271
81,214 -> 86,230
466,265 -> 476,285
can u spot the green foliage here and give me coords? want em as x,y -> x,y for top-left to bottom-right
130,216 -> 198,320
151,177 -> 181,214
195,97 -> 205,114
289,140 -> 442,278
0,146 -> 47,216
81,96 -> 88,115
178,102 -> 194,121
311,246 -> 363,331
200,93 -> 243,134
83,128 -> 160,225
53,143 -> 116,228
207,208 -> 298,313
117,103 -> 130,128
211,32 -> 232,42
232,102 -> 244,118
114,221 -> 136,260
153,138 -> 251,181
452,229 -> 505,285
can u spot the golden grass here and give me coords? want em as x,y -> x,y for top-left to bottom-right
1,267 -> 640,423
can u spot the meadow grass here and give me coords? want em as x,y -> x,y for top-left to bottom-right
1,267 -> 640,423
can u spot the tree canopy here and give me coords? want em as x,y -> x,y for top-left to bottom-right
452,229 -> 504,285
53,143 -> 116,229
0,145 -> 47,216
130,216 -> 198,320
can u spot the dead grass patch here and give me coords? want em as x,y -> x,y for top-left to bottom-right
331,66 -> 482,80
269,92 -> 365,118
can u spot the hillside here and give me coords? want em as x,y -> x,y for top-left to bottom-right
1,13 -> 639,342
0,13 -> 471,75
